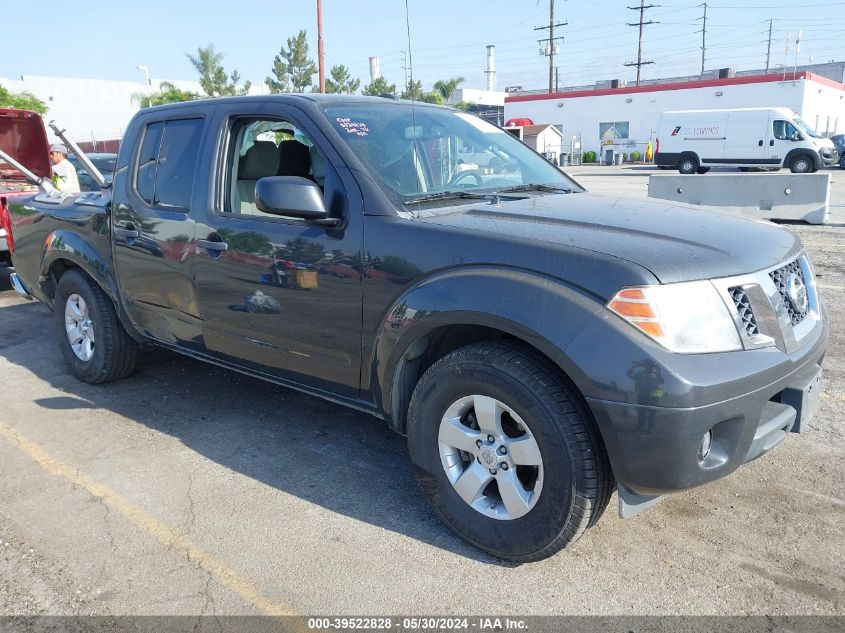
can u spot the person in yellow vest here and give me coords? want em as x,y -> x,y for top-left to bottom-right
49,144 -> 80,193
645,141 -> 654,163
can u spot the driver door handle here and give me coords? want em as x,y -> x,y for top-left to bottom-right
197,239 -> 228,252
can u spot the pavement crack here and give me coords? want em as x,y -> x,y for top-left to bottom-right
185,469 -> 199,537
94,500 -> 118,590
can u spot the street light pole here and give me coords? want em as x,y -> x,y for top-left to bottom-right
137,65 -> 151,107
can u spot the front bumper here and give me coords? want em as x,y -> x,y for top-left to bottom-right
585,335 -> 825,496
820,148 -> 839,166
565,261 -> 828,497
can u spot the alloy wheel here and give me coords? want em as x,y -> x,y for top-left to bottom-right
64,293 -> 95,361
438,395 -> 544,520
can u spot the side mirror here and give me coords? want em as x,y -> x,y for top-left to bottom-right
254,176 -> 338,226
791,131 -> 803,142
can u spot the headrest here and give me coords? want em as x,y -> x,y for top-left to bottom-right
239,141 -> 280,180
277,140 -> 311,177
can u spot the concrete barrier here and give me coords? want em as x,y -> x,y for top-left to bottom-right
647,173 -> 831,224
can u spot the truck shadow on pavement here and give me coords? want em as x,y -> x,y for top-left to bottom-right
0,299 -> 512,566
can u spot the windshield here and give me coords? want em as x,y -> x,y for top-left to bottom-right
793,115 -> 821,138
323,103 -> 578,204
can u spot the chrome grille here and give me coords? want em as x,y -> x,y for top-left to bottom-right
769,259 -> 810,326
729,287 -> 760,336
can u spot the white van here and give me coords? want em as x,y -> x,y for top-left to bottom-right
655,107 -> 839,174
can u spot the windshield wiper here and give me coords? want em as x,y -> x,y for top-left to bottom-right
496,183 -> 574,194
404,190 -> 499,205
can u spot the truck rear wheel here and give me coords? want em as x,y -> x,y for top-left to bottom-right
678,155 -> 698,174
54,269 -> 138,384
406,341 -> 613,562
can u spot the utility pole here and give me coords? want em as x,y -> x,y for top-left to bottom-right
698,3 -> 707,75
317,0 -> 326,93
792,30 -> 802,84
535,0 -> 567,94
624,0 -> 656,86
764,19 -> 773,73
555,67 -> 560,92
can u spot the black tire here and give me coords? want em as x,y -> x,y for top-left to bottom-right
789,154 -> 813,174
678,155 -> 698,174
839,154 -> 845,170
696,166 -> 711,174
54,269 -> 138,384
407,341 -> 613,562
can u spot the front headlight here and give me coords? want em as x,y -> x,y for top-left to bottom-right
608,281 -> 741,353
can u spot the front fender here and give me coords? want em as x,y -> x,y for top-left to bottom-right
784,147 -> 821,171
370,265 -> 605,429
39,229 -> 118,308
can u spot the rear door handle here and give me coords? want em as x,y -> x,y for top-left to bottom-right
770,140 -> 775,146
197,239 -> 228,252
114,226 -> 139,239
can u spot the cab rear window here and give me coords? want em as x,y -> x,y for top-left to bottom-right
134,118 -> 203,210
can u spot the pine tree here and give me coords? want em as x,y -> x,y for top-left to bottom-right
325,65 -> 361,94
187,44 -> 250,96
362,77 -> 397,97
266,30 -> 318,93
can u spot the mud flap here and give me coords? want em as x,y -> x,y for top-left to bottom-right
618,484 -> 662,518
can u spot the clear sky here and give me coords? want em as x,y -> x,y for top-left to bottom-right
4,0 -> 844,92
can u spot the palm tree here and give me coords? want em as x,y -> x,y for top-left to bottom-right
433,76 -> 465,103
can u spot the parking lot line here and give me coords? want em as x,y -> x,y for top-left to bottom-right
0,420 -> 301,618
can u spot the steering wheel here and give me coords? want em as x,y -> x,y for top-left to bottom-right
448,170 -> 483,187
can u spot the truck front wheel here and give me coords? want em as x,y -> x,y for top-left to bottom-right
789,154 -> 813,174
406,341 -> 613,562
54,270 -> 138,384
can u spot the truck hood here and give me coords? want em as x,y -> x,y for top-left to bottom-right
0,109 -> 51,180
416,192 -> 800,284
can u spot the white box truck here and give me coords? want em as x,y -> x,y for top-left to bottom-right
655,107 -> 839,174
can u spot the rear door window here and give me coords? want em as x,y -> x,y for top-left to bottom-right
134,118 -> 203,210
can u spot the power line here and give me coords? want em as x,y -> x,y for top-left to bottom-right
625,1 -> 658,85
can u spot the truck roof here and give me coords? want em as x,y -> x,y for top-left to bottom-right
137,93 -> 446,115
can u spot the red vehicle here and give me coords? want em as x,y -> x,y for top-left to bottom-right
0,109 -> 51,263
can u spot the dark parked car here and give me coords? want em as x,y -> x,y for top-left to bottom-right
67,152 -> 116,191
1,97 -> 827,562
831,134 -> 845,169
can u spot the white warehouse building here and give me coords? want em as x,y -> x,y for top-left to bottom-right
504,72 -> 845,162
1,75 -> 206,143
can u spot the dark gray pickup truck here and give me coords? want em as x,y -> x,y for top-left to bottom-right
0,96 -> 827,562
